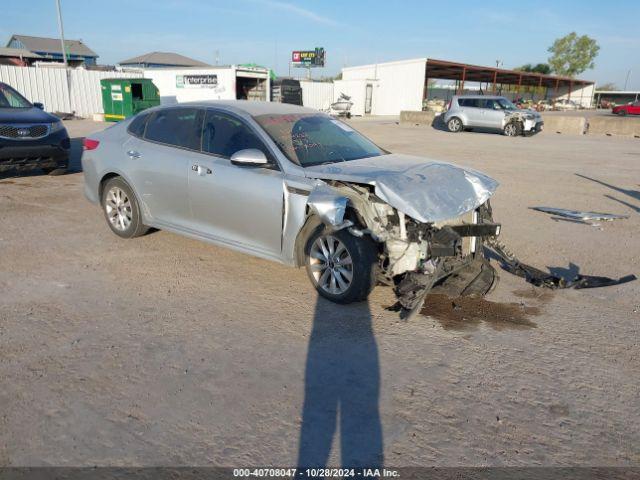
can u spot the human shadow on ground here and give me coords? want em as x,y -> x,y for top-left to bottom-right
297,297 -> 383,469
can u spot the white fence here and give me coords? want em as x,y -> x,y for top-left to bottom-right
300,80 -> 334,111
0,65 -> 142,118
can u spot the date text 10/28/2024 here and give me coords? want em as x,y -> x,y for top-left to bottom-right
233,468 -> 399,478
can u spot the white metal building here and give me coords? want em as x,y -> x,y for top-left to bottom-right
340,58 -> 427,116
142,65 -> 271,105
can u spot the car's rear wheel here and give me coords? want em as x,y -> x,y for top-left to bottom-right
101,177 -> 148,238
304,226 -> 378,304
618,110 -> 627,116
447,117 -> 463,133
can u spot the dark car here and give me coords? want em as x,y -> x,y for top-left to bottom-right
0,82 -> 70,174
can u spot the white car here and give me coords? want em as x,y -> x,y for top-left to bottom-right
553,99 -> 579,111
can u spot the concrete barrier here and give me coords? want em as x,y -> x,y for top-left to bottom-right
540,115 -> 587,135
587,116 -> 640,137
400,110 -> 436,125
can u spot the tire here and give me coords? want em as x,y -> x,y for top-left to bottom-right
304,226 -> 378,304
504,121 -> 522,137
101,176 -> 148,238
618,110 -> 627,116
447,116 -> 463,133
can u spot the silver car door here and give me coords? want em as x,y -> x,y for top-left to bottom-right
188,110 -> 284,257
125,107 -> 204,228
482,99 -> 506,129
463,98 -> 483,126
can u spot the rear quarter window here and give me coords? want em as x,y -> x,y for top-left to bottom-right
458,98 -> 481,107
127,113 -> 149,138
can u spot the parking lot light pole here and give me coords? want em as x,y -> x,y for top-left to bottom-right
624,70 -> 632,91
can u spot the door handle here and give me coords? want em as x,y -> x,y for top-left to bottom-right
192,164 -> 212,175
127,150 -> 141,159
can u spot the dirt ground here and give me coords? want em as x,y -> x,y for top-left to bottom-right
1,118 -> 639,467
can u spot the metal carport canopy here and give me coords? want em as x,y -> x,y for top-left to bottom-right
425,58 -> 593,89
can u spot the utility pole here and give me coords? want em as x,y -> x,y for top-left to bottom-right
55,0 -> 68,67
55,0 -> 72,113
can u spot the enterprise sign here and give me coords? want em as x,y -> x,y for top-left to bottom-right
176,74 -> 218,88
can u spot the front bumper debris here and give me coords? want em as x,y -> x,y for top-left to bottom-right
486,237 -> 637,289
390,216 -> 636,319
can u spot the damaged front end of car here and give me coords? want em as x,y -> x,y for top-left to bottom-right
503,109 -> 543,136
304,160 -> 502,317
301,157 -> 635,317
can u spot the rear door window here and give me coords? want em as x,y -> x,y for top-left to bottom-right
144,108 -> 204,150
202,110 -> 271,159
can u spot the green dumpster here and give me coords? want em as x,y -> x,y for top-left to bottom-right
100,78 -> 160,122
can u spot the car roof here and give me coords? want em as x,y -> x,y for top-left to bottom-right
170,100 -> 319,116
454,95 -> 505,99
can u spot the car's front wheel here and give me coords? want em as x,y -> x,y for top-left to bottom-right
504,121 -> 522,137
101,177 -> 148,238
304,227 -> 378,304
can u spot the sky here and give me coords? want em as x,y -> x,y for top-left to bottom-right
3,0 -> 640,89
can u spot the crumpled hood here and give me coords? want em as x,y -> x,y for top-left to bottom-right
304,153 -> 499,223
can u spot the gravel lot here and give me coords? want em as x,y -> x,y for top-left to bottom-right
1,118 -> 639,467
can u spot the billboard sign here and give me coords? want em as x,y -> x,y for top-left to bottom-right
291,48 -> 325,68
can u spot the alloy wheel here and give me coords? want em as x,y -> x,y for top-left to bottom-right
105,186 -> 132,231
448,118 -> 462,132
309,235 -> 354,295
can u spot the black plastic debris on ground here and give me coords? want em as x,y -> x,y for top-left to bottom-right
488,239 -> 636,289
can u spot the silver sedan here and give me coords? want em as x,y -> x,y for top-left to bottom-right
82,101 -> 499,311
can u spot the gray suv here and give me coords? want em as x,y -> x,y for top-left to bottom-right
443,95 -> 544,136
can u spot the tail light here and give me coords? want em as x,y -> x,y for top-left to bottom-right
447,101 -> 452,110
83,138 -> 100,150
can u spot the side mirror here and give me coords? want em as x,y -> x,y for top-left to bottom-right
230,149 -> 268,167
33,102 -> 44,110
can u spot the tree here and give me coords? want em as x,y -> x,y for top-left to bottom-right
515,63 -> 551,74
547,32 -> 599,77
597,82 -> 618,91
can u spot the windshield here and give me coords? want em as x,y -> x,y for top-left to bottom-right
495,98 -> 518,110
0,84 -> 32,109
254,113 -> 386,166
